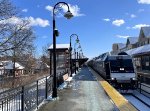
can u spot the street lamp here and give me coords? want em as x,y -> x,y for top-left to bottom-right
74,41 -> 80,74
70,34 -> 79,77
76,45 -> 81,71
52,2 -> 73,98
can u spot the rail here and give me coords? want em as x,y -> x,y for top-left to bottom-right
0,70 -> 68,111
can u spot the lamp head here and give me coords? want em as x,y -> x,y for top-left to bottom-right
64,10 -> 73,19
76,38 -> 79,43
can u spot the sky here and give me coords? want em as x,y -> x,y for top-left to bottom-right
11,0 -> 150,58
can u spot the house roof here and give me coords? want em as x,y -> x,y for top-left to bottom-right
127,37 -> 138,44
126,44 -> 150,56
2,61 -> 24,69
141,27 -> 150,38
49,44 -> 70,49
118,43 -> 126,49
34,61 -> 50,69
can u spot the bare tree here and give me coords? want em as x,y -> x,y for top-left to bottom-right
0,0 -> 36,77
41,43 -> 51,65
0,0 -> 17,21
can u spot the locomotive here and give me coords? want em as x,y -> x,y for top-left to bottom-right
88,52 -> 137,90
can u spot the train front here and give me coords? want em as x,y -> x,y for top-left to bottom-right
109,55 -> 137,90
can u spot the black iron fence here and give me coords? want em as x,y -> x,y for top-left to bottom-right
0,70 -> 68,111
138,73 -> 150,95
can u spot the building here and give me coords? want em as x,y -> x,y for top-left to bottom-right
111,43 -> 126,55
111,27 -> 150,84
48,44 -> 70,75
126,37 -> 138,50
0,61 -> 24,77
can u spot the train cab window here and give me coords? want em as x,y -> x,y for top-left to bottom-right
110,59 -> 134,73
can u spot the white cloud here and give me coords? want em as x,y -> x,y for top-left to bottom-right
116,35 -> 130,39
25,17 -> 50,27
45,4 -> 85,17
112,19 -> 125,26
137,0 -> 150,4
131,14 -> 136,18
138,9 -> 145,12
103,18 -> 110,22
22,9 -> 28,12
0,16 -> 50,27
132,24 -> 150,29
45,5 -> 53,12
126,27 -> 131,30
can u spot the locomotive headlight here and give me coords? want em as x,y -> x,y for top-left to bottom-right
111,78 -> 115,80
132,77 -> 136,80
120,68 -> 124,71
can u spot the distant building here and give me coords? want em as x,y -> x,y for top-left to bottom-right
111,43 -> 126,55
111,26 -> 150,74
34,61 -> 50,73
137,27 -> 150,47
48,44 -> 70,75
0,61 -> 24,76
126,37 -> 138,50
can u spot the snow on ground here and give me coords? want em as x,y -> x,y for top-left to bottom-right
124,95 -> 150,111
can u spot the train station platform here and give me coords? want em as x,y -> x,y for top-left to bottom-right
38,66 -> 115,111
38,66 -> 137,111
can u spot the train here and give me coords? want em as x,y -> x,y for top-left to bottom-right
88,52 -> 137,90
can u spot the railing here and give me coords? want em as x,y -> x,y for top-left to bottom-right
0,70 -> 68,111
137,72 -> 150,95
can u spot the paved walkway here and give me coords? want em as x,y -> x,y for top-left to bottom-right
38,66 -> 116,111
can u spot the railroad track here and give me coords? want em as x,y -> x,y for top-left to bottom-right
123,91 -> 150,111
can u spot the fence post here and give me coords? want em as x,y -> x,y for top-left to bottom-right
140,75 -> 141,93
45,76 -> 47,99
37,80 -> 39,109
2,101 -> 3,111
21,86 -> 24,111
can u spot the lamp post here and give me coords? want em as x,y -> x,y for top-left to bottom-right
74,42 -> 80,74
52,2 -> 73,98
76,45 -> 81,71
69,34 -> 79,77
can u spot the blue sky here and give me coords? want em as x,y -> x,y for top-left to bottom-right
11,0 -> 150,58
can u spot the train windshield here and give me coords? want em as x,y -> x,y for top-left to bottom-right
110,59 -> 134,73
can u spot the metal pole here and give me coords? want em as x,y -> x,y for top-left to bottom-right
70,39 -> 72,77
50,51 -> 52,76
52,16 -> 57,98
75,49 -> 76,74
21,86 -> 24,111
37,80 -> 39,109
45,77 -> 47,99
77,51 -> 78,71
51,2 -> 72,98
140,75 -> 141,93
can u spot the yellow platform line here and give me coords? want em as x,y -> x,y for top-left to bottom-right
100,81 -> 138,111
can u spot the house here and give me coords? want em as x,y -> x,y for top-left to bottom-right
137,27 -> 150,47
34,61 -> 50,73
1,61 -> 24,76
111,43 -> 126,55
126,37 -> 138,50
111,26 -> 150,73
